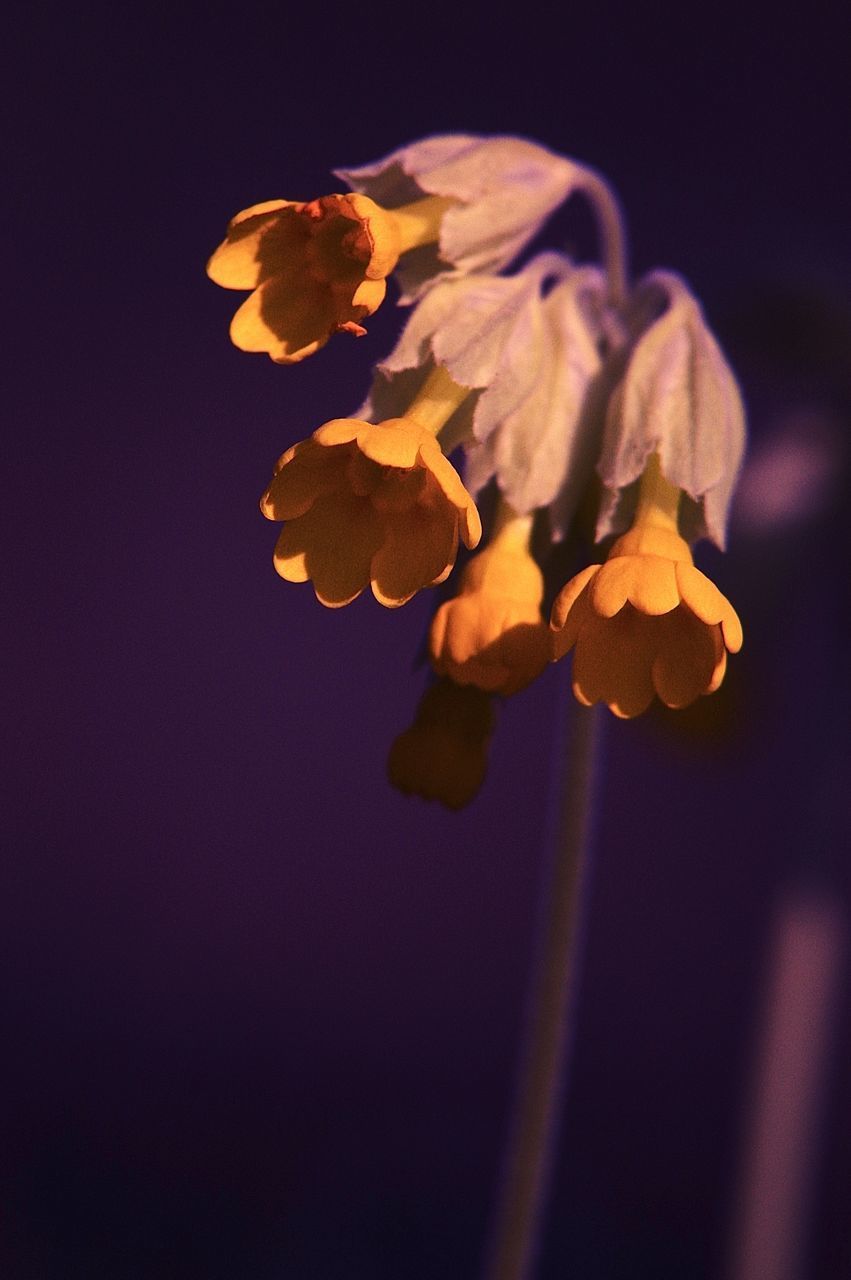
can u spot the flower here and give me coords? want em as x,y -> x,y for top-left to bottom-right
337,134 -> 583,301
387,679 -> 494,809
595,270 -> 746,549
550,523 -> 743,718
260,410 -> 481,608
206,193 -> 401,363
429,510 -> 550,696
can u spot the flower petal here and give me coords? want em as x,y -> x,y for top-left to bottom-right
349,276 -> 387,315
625,555 -> 681,615
587,554 -> 678,618
206,201 -> 301,289
273,491 -> 382,607
260,438 -> 346,520
358,419 -> 426,469
571,608 -> 657,717
651,610 -> 722,708
675,562 -> 743,652
370,502 -> 458,608
419,442 -> 481,547
313,418 -> 369,448
550,564 -> 600,634
229,275 -> 336,363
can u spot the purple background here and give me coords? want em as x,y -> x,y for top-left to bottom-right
4,5 -> 850,1277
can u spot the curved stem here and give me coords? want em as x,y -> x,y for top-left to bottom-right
483,699 -> 604,1280
576,168 -> 629,310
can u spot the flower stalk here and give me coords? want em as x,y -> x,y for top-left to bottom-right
390,194 -> 457,252
483,701 -> 603,1280
575,166 -> 629,310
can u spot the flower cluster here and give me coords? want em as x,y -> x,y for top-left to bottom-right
208,134 -> 745,808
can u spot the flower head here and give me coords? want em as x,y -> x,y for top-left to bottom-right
206,194 -> 400,363
429,511 -> 550,696
387,679 -> 494,810
337,134 -> 582,301
260,410 -> 481,608
551,524 -> 743,718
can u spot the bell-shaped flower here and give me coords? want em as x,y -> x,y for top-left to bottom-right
336,134 -> 583,301
429,508 -> 550,696
207,193 -> 401,363
387,679 -> 494,810
595,270 -> 746,548
362,252 -> 574,457
259,370 -> 481,608
551,456 -> 742,717
464,265 -> 608,538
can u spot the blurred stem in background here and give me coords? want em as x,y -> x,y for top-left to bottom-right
727,890 -> 845,1280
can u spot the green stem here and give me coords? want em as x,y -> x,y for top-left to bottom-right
483,698 -> 603,1280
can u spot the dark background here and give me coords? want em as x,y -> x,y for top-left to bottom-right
3,4 -> 850,1277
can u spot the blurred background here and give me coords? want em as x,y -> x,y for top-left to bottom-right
3,3 -> 850,1277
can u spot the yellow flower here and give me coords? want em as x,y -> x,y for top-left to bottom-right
550,523 -> 743,717
387,679 -> 494,810
260,414 -> 481,608
429,509 -> 550,696
206,194 -> 401,363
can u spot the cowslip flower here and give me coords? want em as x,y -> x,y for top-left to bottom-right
206,133 -> 583,364
595,270 -> 746,549
206,193 -> 403,363
387,679 -> 494,810
259,367 -> 481,607
551,455 -> 743,717
429,506 -> 550,696
336,134 -> 584,301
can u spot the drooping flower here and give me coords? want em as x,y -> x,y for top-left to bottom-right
595,270 -> 746,548
429,506 -> 550,696
336,134 -> 584,301
206,193 -> 402,363
387,678 -> 494,810
259,368 -> 481,608
551,456 -> 743,717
